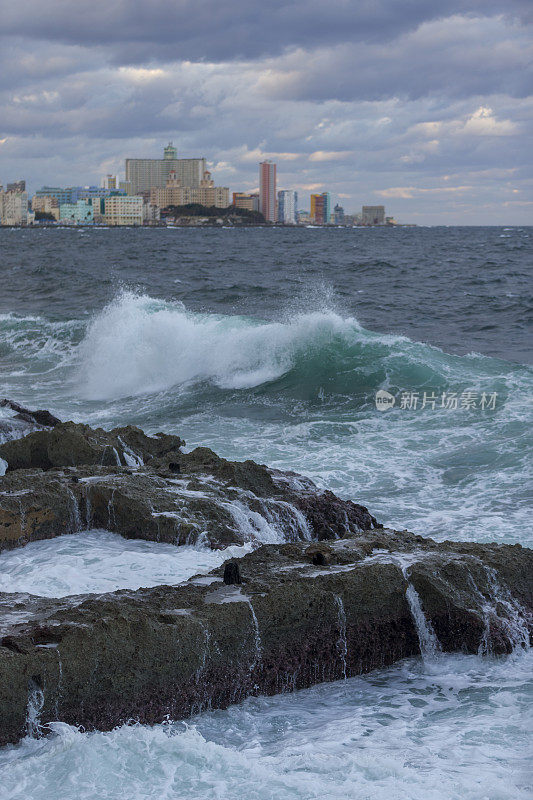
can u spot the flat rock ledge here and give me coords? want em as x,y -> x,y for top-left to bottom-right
0,531 -> 531,746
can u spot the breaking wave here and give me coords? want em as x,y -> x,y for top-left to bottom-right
70,291 -> 523,403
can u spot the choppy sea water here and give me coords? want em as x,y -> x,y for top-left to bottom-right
0,226 -> 531,798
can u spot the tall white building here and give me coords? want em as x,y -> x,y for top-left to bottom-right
277,190 -> 298,224
125,143 -> 206,194
0,187 -> 29,225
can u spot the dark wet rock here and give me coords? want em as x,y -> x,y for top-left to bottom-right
0,421 -> 185,472
0,471 -> 76,550
305,542 -> 333,565
0,399 -> 61,429
0,533 -> 530,746
223,562 -> 242,585
293,489 -> 382,539
0,460 -> 379,552
0,419 -> 380,551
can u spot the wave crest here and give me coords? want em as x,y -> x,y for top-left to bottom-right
76,292 -> 373,400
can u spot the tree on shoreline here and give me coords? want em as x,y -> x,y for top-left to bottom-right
161,203 -> 265,223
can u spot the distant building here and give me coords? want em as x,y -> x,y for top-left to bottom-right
297,210 -> 311,224
59,199 -> 94,224
343,214 -> 359,226
119,180 -> 133,196
323,192 -> 332,223
150,170 -> 229,209
310,192 -> 332,224
259,161 -> 277,222
7,180 -> 25,193
362,205 -> 385,225
277,190 -> 298,224
31,195 -> 60,221
0,186 -> 29,225
103,195 -> 144,226
232,192 -> 260,212
79,187 -> 118,200
105,175 -> 117,191
334,204 -> 345,224
35,186 -> 80,205
35,186 -> 120,205
143,203 -> 161,224
125,142 -> 206,194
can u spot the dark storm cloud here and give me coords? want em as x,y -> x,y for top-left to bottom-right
258,16 -> 533,102
1,0 -> 531,61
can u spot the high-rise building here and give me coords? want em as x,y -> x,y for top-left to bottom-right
322,192 -> 331,224
277,190 -> 298,224
310,192 -> 331,224
106,175 -> 117,191
125,143 -> 206,194
361,205 -> 385,225
259,161 -> 277,222
0,188 -> 29,225
334,204 -> 345,224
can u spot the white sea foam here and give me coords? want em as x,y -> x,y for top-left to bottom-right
0,530 -> 251,597
75,290 -> 366,399
0,652 -> 530,800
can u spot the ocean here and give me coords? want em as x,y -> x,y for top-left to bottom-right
0,225 -> 531,798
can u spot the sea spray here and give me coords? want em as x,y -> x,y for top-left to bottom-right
66,487 -> 82,532
117,436 -> 144,467
246,599 -> 262,678
333,594 -> 348,679
401,566 -> 441,661
477,566 -> 531,654
26,678 -> 44,738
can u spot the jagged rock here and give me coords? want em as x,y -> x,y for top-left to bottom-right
0,420 -> 380,551
0,471 -> 76,550
0,399 -> 61,429
0,460 -> 379,552
0,533 -> 530,746
0,421 -> 185,472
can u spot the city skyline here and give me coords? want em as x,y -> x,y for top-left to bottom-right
1,144 -> 386,222
1,1 -> 532,224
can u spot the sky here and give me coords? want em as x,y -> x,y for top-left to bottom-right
0,1 -> 532,223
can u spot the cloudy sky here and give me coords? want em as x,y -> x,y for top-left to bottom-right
1,0 -> 532,223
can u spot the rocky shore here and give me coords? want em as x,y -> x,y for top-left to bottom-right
0,401 -> 531,746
